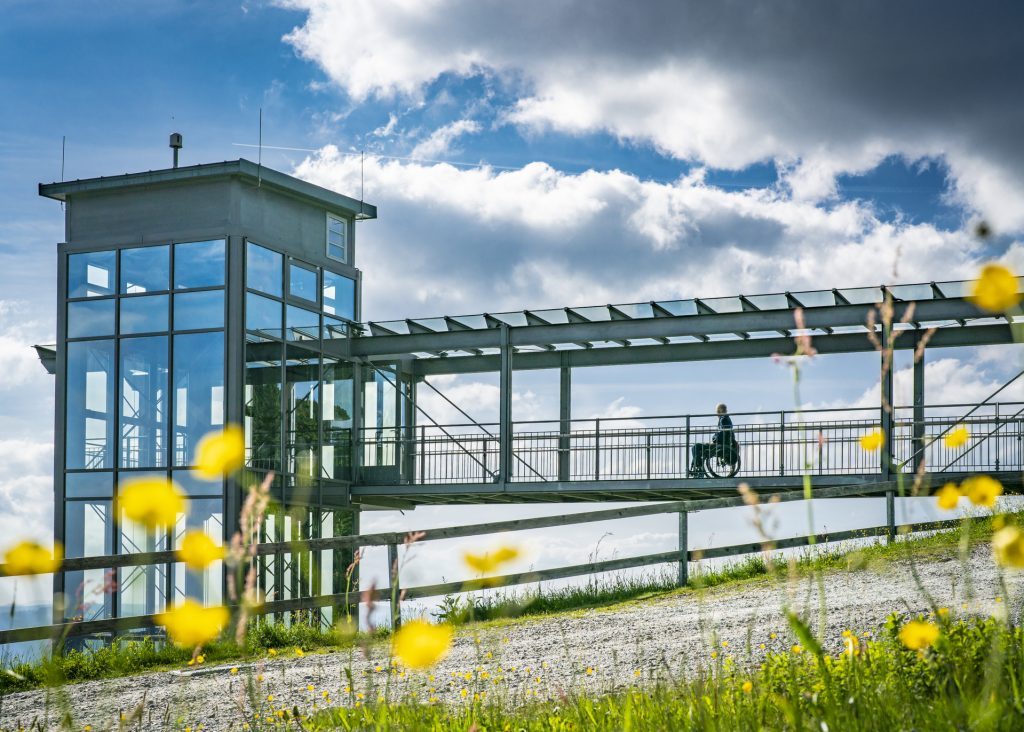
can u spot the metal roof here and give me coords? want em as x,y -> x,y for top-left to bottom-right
39,159 -> 377,220
329,279 -> 1020,374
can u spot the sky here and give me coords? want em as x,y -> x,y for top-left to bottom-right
2,0 -> 1024,615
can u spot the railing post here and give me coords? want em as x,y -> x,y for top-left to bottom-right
678,510 -> 689,587
419,425 -> 426,484
482,438 -> 490,481
778,411 -> 786,476
558,358 -> 571,482
388,543 -> 401,629
995,402 -> 1001,471
645,432 -> 652,480
684,415 -> 691,477
594,418 -> 601,480
885,490 -> 896,544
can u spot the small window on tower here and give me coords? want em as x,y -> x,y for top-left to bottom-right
326,214 -> 347,263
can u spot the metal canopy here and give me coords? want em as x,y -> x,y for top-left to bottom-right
325,279 -> 1020,375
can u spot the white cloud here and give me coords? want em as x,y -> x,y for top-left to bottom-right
281,0 -> 1024,228
410,119 -> 481,159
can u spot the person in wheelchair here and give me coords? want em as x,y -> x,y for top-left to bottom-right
689,403 -> 738,478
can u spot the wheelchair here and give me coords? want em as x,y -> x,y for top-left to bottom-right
690,442 -> 742,479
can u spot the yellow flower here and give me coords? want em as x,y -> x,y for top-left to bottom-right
462,545 -> 520,575
230,667 -> 239,675
859,430 -> 884,452
741,680 -> 753,694
196,654 -> 205,664
899,620 -> 939,650
1,540 -> 62,575
194,425 -> 245,480
295,647 -> 305,657
585,667 -> 595,676
962,475 -> 1003,508
935,483 -> 962,511
992,526 -> 1024,568
392,620 -> 453,669
119,477 -> 186,530
944,426 -> 970,449
269,648 -> 278,656
156,599 -> 229,647
177,531 -> 225,571
970,264 -> 1021,313
791,645 -> 803,654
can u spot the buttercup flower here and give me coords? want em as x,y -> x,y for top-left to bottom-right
899,620 -> 939,650
935,483 -> 962,511
392,620 -> 453,669
859,430 -> 884,452
157,599 -> 229,647
177,531 -> 226,571
1,540 -> 62,575
119,477 -> 186,530
194,425 -> 245,480
962,475 -> 1003,508
992,526 -> 1024,569
741,680 -> 753,694
944,426 -> 970,449
970,264 -> 1021,313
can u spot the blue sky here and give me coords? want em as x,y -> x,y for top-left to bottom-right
2,1 -> 1023,610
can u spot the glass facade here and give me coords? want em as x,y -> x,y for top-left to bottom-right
63,239 -> 227,622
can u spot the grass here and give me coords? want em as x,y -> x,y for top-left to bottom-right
301,614 -> 1024,731
0,511 -> 1002,696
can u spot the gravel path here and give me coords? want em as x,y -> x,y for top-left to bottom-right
2,547 -> 1018,731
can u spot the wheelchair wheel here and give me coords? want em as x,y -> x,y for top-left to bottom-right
705,452 -> 740,478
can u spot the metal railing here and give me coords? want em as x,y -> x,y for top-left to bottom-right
0,480 -> 971,645
355,402 -> 1024,485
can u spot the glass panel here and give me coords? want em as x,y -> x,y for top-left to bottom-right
65,471 -> 113,498
286,304 -> 320,341
64,500 -> 112,622
246,242 -> 282,297
67,299 -> 115,338
66,340 -> 115,469
173,469 -> 224,497
172,498 -> 223,605
324,316 -> 348,340
120,336 -> 168,468
363,369 -> 396,467
120,245 -> 169,294
322,272 -> 355,320
327,216 -> 347,263
119,294 -> 169,334
119,486 -> 169,618
246,292 -> 282,340
174,239 -> 225,290
289,264 -> 317,303
174,290 -> 224,330
173,332 -> 225,467
68,251 -> 115,298
245,342 -> 282,472
322,360 -> 353,480
286,348 -> 320,482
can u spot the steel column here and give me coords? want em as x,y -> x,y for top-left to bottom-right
388,543 -> 401,628
885,490 -> 896,543
402,376 -> 417,484
678,510 -> 689,587
499,324 -> 513,485
913,333 -> 926,473
880,329 -> 894,479
559,356 -> 571,482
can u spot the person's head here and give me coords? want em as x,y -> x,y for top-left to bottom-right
716,403 -> 728,415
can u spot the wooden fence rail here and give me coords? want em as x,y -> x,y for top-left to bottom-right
0,482 -> 956,646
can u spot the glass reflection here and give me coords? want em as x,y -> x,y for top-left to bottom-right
174,290 -> 224,330
286,304 -> 319,341
119,294 -> 169,334
289,264 -> 317,303
322,359 -> 353,480
121,245 -> 169,294
322,271 -> 355,320
68,251 -> 115,298
245,342 -> 282,472
66,339 -> 115,469
119,336 -> 168,468
65,471 -> 113,498
172,498 -> 223,605
175,240 -> 225,289
286,349 -> 320,484
246,293 -> 282,340
173,332 -> 224,467
67,299 -> 115,338
64,499 -> 112,621
119,491 -> 168,617
246,242 -> 282,297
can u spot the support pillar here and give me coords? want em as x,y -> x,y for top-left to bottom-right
351,362 -> 363,484
885,490 -> 896,544
678,511 -> 689,587
402,373 -> 417,484
558,355 -> 571,482
880,329 -> 894,479
499,324 -> 513,485
388,542 -> 401,628
912,332 -> 926,473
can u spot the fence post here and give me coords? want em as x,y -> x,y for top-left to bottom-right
678,510 -> 689,587
388,543 -> 401,629
885,490 -> 896,544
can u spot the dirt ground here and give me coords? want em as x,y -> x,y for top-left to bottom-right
1,546 -> 1018,731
